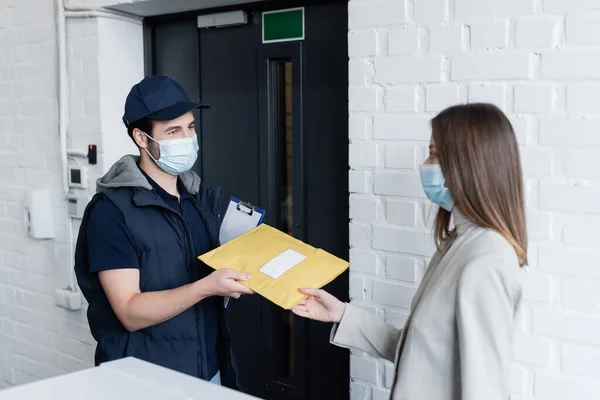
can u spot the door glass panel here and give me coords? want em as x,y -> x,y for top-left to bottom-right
274,60 -> 296,380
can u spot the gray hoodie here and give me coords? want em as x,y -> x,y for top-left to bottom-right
95,154 -> 202,194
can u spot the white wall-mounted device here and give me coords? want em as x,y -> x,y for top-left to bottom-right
68,165 -> 89,189
197,10 -> 247,28
67,193 -> 90,220
24,190 -> 55,239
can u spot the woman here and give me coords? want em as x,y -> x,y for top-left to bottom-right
293,103 -> 527,400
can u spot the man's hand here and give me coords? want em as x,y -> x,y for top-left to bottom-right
99,268 -> 252,333
197,269 -> 254,299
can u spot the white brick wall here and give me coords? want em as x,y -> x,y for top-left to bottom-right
0,0 -> 141,389
2,0 -> 600,398
348,0 -> 600,399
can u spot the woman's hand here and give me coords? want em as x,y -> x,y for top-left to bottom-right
291,288 -> 346,323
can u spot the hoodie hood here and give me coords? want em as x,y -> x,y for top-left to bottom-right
96,155 -> 202,194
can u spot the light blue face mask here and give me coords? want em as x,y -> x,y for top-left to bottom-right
419,164 -> 454,212
144,132 -> 199,176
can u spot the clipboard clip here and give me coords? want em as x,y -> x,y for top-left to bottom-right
236,200 -> 255,216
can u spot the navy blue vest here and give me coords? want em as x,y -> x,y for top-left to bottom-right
74,183 -> 240,389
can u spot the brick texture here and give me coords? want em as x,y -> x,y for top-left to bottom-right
0,0 -> 142,389
1,0 -> 599,398
348,0 -> 600,397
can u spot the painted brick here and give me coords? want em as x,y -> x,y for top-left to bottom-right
349,170 -> 369,194
350,222 -> 372,250
414,0 -> 446,24
523,273 -> 553,303
520,147 -> 552,178
349,31 -> 379,57
566,149 -> 600,179
386,255 -> 417,283
535,373 -> 600,400
526,210 -> 552,241
375,57 -> 443,85
514,84 -> 554,113
350,87 -> 379,112
373,226 -> 435,256
349,0 -> 405,29
539,244 -> 600,279
350,276 -> 366,301
563,216 -> 600,247
468,84 -> 506,110
5,0 -> 600,396
15,324 -> 54,349
567,84 -> 600,115
372,388 -> 391,400
350,142 -> 378,168
543,0 -> 600,13
542,52 -> 600,80
385,144 -> 416,169
539,117 -> 600,146
349,116 -> 369,140
452,54 -> 533,81
350,249 -> 378,275
429,25 -> 463,53
513,334 -> 551,367
533,309 -> 600,346
372,280 -> 417,309
455,0 -> 534,19
566,15 -> 600,46
470,20 -> 508,50
373,116 -> 431,140
426,84 -> 460,112
350,382 -> 369,400
540,184 -> 600,214
388,27 -> 419,56
350,195 -> 378,222
351,356 -> 378,383
509,364 -> 529,394
385,200 -> 417,227
562,278 -> 600,313
17,357 -> 62,380
374,172 -> 424,197
385,87 -> 417,112
516,18 -> 559,49
349,60 -> 374,86
56,354 -> 89,374
562,344 -> 600,382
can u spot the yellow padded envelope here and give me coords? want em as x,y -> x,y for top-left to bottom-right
198,224 -> 349,310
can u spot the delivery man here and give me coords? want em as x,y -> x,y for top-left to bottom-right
74,75 -> 252,389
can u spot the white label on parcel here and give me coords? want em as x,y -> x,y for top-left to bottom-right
259,249 -> 307,279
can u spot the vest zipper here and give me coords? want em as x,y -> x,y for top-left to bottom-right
179,216 -> 208,380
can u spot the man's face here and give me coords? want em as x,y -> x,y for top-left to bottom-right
135,111 -> 196,159
152,111 -> 196,142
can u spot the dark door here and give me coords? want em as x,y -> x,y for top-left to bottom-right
147,2 -> 349,399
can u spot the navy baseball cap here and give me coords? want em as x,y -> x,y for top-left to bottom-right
122,75 -> 209,126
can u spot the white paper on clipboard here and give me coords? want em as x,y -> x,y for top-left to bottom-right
219,197 -> 265,309
219,197 -> 265,245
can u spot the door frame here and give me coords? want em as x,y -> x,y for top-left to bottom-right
143,2 -> 350,399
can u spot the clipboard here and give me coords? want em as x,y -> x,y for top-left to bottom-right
219,197 -> 265,309
219,197 -> 265,245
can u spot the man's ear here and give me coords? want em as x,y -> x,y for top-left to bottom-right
133,128 -> 148,149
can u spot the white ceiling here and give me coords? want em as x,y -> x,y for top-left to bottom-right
107,0 -> 266,17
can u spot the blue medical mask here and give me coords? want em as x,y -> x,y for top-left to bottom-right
419,164 -> 454,212
144,132 -> 199,176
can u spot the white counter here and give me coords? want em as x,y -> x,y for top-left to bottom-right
0,357 -> 259,400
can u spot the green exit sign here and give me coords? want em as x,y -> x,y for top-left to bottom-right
262,7 -> 304,43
